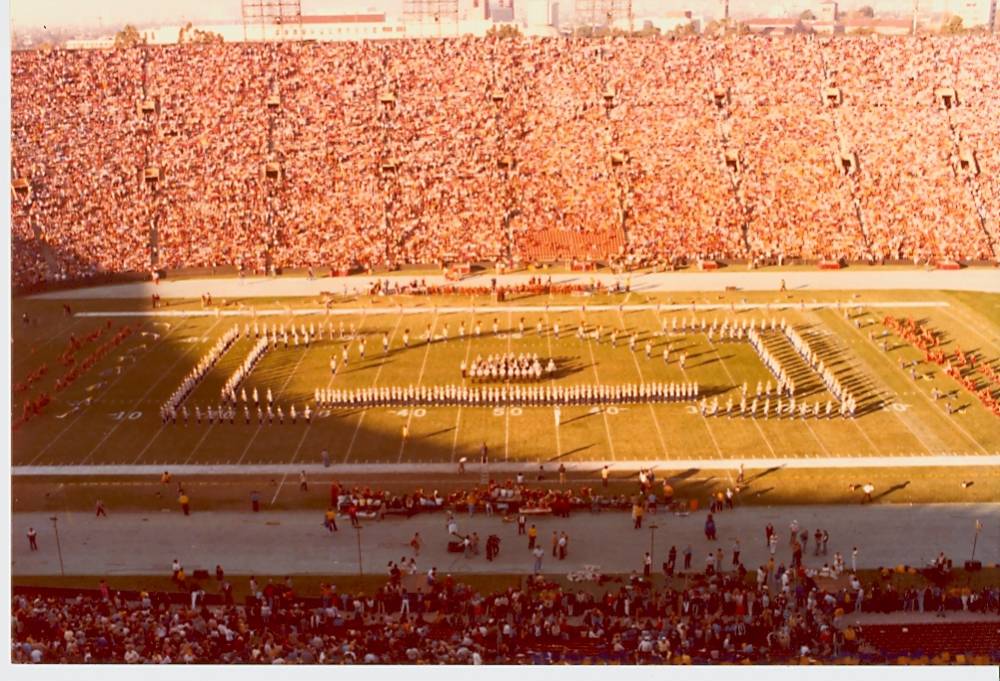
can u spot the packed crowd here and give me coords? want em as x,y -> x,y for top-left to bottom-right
11,36 -> 1000,287
13,564 -> 1000,664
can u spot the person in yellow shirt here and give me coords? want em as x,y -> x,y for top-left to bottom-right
179,493 -> 190,516
527,524 -> 538,550
633,502 -> 645,529
324,507 -> 338,532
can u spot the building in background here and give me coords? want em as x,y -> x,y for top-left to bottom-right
519,0 -> 559,34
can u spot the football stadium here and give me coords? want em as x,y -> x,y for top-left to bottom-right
7,0 -> 1000,669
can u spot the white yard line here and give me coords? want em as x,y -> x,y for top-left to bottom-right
616,309 -> 670,459
676,355 -> 725,460
648,310 -> 726,459
800,313 -> 890,456
17,453 -> 1000,477
271,311 -> 372,496
233,318 -> 315,466
71,300 -> 954,318
504,310 -> 512,462
130,320 -> 235,465
707,333 -> 779,458
29,316 -> 194,466
543,311 -> 562,458
13,314 -> 86,371
449,312 -> 475,462
397,310 -> 437,463
935,303 -> 1000,356
581,313 -> 619,461
343,312 -> 403,463
830,311 -> 985,455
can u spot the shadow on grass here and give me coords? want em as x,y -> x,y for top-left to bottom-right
746,465 -> 785,484
547,444 -> 595,462
873,481 -> 911,501
667,468 -> 700,482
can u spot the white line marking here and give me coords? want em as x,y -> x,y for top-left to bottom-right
234,316 -> 315,465
542,311 -> 562,459
14,453 -> 1000,476
450,312 -> 475,463
617,308 -> 670,459
29,317 -> 193,466
71,300 -> 954,318
581,312 -> 618,461
397,310 -> 437,463
131,320 -> 235,465
343,311 -> 402,463
504,310 -> 512,462
832,309 -> 988,455
705,328 -> 778,458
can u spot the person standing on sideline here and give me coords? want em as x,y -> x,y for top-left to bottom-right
95,499 -> 107,517
517,513 -> 527,536
732,539 -> 741,566
765,523 -> 774,549
410,532 -> 422,556
665,546 -> 677,576
683,545 -> 693,571
559,463 -> 566,484
643,552 -> 652,577
299,470 -> 308,492
532,546 -> 544,575
324,507 -> 338,532
852,547 -> 859,572
554,405 -> 561,428
633,501 -> 644,529
551,531 -> 559,557
27,527 -> 38,551
601,465 -> 610,488
558,532 -> 568,560
862,483 -> 874,504
528,524 -> 538,549
179,492 -> 191,516
321,449 -> 330,468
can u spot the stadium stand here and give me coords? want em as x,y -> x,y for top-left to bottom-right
11,573 -> 1000,664
10,35 -> 1000,289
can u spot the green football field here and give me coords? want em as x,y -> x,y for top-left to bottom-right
11,288 -> 1000,467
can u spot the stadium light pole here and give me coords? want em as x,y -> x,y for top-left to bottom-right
648,523 -> 659,570
355,525 -> 363,577
971,519 -> 982,561
49,516 -> 65,576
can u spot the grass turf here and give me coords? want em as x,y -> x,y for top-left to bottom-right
12,466 -> 1000,513
12,289 -> 1000,468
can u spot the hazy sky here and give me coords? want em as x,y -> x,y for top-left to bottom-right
10,0 -> 937,30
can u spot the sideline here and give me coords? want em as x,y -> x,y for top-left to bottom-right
72,300 -> 953,318
30,268 -> 1000,300
12,454 -> 1000,477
